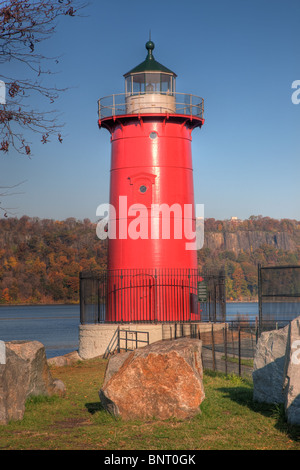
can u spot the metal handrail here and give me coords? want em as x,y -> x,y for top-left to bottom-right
98,92 -> 204,120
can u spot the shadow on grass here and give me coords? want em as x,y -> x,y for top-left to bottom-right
85,401 -> 124,425
85,402 -> 104,414
217,384 -> 300,442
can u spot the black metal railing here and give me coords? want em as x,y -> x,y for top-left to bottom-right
79,268 -> 226,325
105,318 -> 292,377
118,329 -> 150,353
98,92 -> 204,120
163,320 -> 260,378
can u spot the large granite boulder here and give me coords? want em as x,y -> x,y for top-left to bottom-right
99,337 -> 205,421
283,317 -> 300,426
0,341 -> 66,425
253,316 -> 300,426
252,324 -> 289,404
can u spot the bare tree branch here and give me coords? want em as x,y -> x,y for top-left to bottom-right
0,180 -> 26,216
0,0 -> 88,155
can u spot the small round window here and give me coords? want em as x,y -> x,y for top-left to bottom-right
149,131 -> 158,140
139,185 -> 147,193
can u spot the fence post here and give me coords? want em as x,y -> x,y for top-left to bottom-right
211,323 -> 216,371
238,325 -> 241,377
214,283 -> 217,323
79,272 -> 84,324
258,264 -> 262,335
120,270 -> 123,323
97,276 -> 101,323
255,317 -> 258,344
250,326 -> 254,360
221,268 -> 226,322
224,325 -> 228,375
155,269 -> 158,322
231,322 -> 235,358
188,270 -> 191,322
113,284 -> 117,322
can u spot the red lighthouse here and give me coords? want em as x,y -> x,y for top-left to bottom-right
98,41 -> 204,323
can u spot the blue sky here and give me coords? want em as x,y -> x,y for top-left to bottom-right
1,0 -> 299,222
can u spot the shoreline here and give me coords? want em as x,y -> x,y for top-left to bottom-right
0,302 -> 80,308
0,300 -> 258,308
0,300 -> 259,308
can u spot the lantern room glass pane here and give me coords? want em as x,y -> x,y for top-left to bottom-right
132,73 -> 145,94
145,73 -> 160,93
161,74 -> 173,94
125,76 -> 132,95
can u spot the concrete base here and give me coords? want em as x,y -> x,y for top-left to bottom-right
78,322 -> 224,360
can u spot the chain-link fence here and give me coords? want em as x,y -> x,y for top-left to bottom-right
258,264 -> 300,332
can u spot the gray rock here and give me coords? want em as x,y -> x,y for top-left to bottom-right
0,341 -> 66,425
47,350 -> 81,367
252,325 -> 289,404
283,317 -> 300,426
52,379 -> 66,396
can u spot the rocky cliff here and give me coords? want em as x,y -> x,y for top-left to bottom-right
203,230 -> 297,254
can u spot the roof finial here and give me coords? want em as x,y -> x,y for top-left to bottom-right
146,35 -> 155,60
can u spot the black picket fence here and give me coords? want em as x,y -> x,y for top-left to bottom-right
160,320 -> 260,377
104,318 -> 294,376
110,320 -> 262,377
79,268 -> 226,325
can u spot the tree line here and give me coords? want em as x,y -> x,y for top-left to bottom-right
0,216 -> 299,304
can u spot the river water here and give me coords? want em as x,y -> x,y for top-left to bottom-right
0,302 -> 258,358
0,304 -> 80,358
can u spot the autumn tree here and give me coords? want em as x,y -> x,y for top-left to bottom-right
232,265 -> 250,300
0,0 -> 87,156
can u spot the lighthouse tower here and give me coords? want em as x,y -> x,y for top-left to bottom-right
98,40 -> 204,323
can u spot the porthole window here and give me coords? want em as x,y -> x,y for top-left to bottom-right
149,131 -> 158,140
139,185 -> 147,193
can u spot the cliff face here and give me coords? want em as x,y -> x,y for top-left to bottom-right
203,230 -> 297,254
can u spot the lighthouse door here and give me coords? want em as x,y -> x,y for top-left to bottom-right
130,273 -> 155,322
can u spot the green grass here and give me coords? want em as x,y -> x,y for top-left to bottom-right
0,358 -> 299,450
